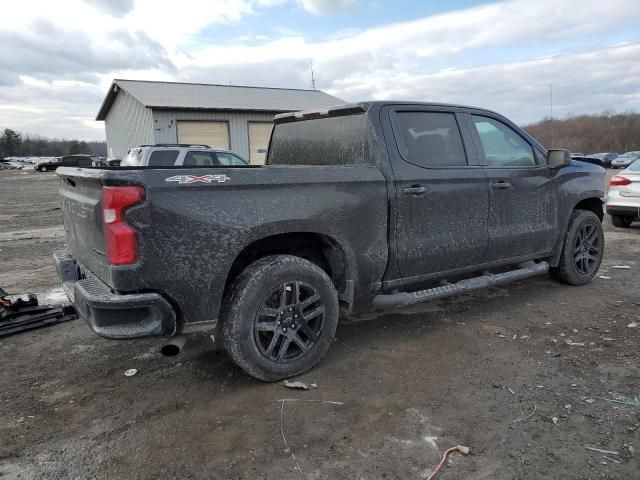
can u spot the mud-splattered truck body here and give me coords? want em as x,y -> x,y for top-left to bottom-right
55,101 -> 605,380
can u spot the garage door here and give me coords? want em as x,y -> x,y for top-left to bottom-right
248,122 -> 273,164
177,121 -> 229,149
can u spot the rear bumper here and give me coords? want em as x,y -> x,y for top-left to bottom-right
605,204 -> 640,218
53,249 -> 176,339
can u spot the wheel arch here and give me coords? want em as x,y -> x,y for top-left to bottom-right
550,195 -> 604,267
222,231 -> 355,311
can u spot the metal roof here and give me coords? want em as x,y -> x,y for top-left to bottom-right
96,79 -> 344,120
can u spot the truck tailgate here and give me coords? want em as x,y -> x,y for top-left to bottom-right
58,170 -> 111,283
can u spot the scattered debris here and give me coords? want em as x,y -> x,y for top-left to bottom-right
627,322 -> 638,328
605,395 -> 640,408
598,275 -> 611,280
585,446 -> 619,455
278,398 -> 344,477
425,445 -> 470,480
282,380 -> 318,390
610,265 -> 631,269
551,417 -> 559,425
124,369 -> 138,377
423,436 -> 439,449
0,286 -> 77,337
565,341 -> 585,346
603,455 -> 621,464
493,383 -> 515,395
514,403 -> 537,423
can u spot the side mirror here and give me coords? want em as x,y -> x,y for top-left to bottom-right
547,149 -> 571,168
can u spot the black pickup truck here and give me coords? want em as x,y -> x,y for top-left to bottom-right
55,101 -> 605,380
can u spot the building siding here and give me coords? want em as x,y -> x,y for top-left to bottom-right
152,110 -> 276,160
104,89 -> 154,159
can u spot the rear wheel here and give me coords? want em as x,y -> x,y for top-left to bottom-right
611,215 -> 633,228
40,166 -> 48,172
550,210 -> 604,285
222,255 -> 339,381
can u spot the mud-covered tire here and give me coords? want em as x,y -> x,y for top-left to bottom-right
611,215 -> 633,228
550,209 -> 604,285
221,255 -> 339,381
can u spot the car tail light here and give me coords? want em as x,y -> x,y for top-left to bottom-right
102,186 -> 145,265
610,175 -> 631,186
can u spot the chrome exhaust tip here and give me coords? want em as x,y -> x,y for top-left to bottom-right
160,335 -> 186,357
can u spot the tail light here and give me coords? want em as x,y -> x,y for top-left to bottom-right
102,186 -> 145,265
610,175 -> 631,186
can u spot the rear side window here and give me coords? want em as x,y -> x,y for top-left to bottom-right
394,112 -> 467,167
183,151 -> 218,166
472,116 -> 535,167
148,150 -> 179,167
217,152 -> 247,165
268,114 -> 366,166
122,148 -> 142,167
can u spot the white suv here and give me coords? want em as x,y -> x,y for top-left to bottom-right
120,144 -> 248,167
606,159 -> 640,227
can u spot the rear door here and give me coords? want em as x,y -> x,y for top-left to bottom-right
466,113 -> 558,261
385,106 -> 489,278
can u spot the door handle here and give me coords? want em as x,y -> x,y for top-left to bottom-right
490,181 -> 512,189
402,185 -> 428,195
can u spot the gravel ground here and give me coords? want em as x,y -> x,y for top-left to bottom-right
1,169 -> 638,480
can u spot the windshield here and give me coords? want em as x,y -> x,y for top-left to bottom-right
621,151 -> 640,158
121,148 -> 142,167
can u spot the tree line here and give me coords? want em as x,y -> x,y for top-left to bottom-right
523,112 -> 640,154
0,128 -> 107,159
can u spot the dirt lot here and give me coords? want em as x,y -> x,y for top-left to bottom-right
1,169 -> 638,480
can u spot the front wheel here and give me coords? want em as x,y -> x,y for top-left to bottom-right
222,255 -> 339,381
611,215 -> 633,228
40,166 -> 48,172
550,210 -> 604,285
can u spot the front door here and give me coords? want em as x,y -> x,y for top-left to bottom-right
387,108 -> 489,278
467,113 -> 558,261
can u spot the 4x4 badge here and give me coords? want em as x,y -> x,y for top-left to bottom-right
165,174 -> 230,184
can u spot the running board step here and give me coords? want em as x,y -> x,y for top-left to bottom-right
373,261 -> 549,310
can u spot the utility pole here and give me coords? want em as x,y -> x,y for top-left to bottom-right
549,82 -> 554,147
310,60 -> 316,90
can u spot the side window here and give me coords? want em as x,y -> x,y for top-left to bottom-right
148,150 -> 179,167
217,152 -> 247,166
472,116 -> 535,167
183,151 -> 218,166
394,112 -> 467,167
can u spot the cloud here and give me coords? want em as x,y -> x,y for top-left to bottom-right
328,42 -> 640,124
0,0 -> 639,140
84,0 -> 134,17
295,0 -> 359,14
0,21 -> 174,82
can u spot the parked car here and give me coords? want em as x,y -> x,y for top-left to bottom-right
571,152 -> 585,158
54,101 -> 605,381
35,158 -> 62,172
36,154 -> 96,172
606,159 -> 640,228
584,152 -> 618,168
0,160 -> 23,170
611,151 -> 640,169
120,144 -> 248,167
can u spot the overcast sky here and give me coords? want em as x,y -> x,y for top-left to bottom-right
1,0 -> 639,141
